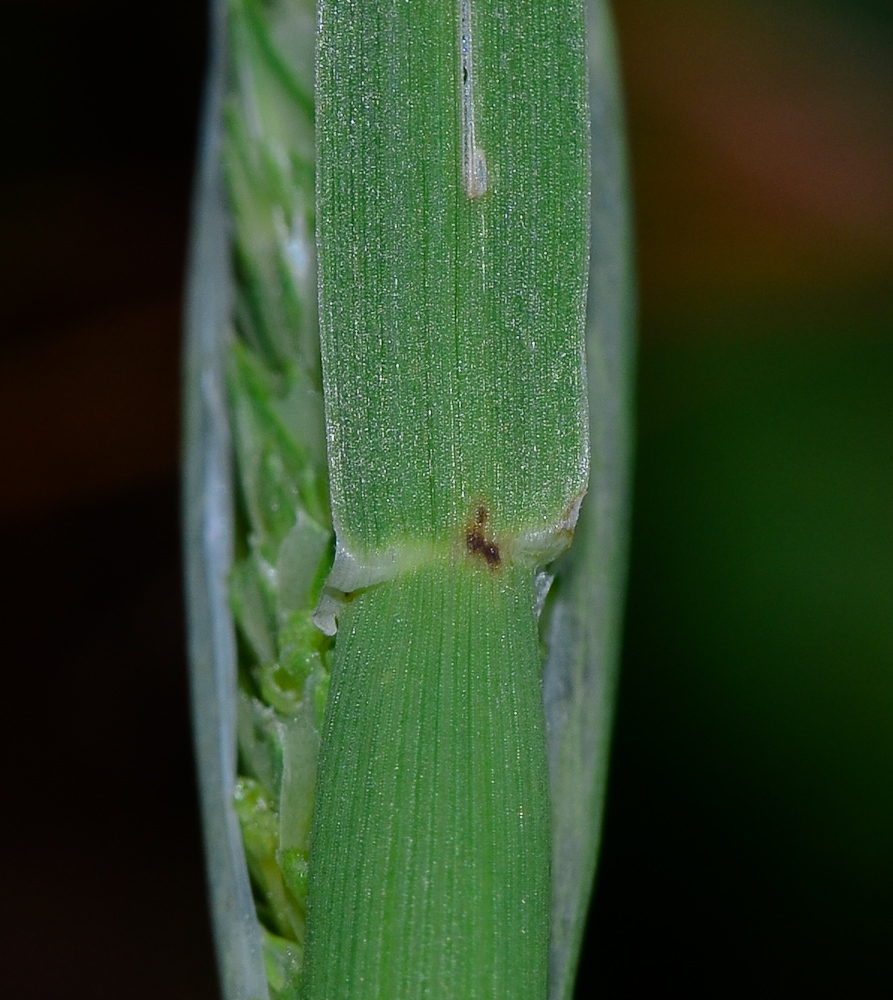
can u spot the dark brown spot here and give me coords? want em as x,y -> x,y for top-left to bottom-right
481,541 -> 500,565
465,502 -> 501,567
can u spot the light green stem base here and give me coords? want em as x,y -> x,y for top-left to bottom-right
304,560 -> 550,999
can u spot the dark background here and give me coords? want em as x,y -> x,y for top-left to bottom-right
2,0 -> 891,995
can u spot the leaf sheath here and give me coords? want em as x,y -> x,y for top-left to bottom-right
304,560 -> 550,999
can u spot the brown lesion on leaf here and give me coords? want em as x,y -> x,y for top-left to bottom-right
465,502 -> 501,568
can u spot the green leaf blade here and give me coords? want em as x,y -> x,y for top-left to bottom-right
317,0 -> 590,565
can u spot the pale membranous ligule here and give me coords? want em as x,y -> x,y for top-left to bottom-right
305,0 -> 589,997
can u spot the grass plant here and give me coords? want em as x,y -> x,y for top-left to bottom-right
183,0 -> 634,996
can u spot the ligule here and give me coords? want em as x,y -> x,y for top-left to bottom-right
304,560 -> 551,1000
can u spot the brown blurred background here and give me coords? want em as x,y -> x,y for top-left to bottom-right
2,0 -> 891,994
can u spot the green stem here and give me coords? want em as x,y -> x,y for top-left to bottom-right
304,559 -> 550,999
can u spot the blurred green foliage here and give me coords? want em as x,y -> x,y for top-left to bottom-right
580,0 -> 892,989
589,261 -> 893,990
